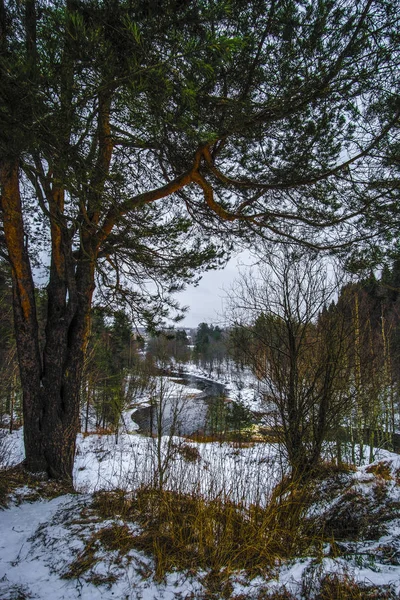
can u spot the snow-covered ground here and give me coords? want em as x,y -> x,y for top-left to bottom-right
1,427 -> 282,504
182,362 -> 267,413
2,425 -> 400,599
0,491 -> 207,600
1,370 -> 400,599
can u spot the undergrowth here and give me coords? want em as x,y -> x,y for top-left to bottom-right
0,464 -> 74,507
366,462 -> 393,481
259,575 -> 398,600
314,573 -> 397,599
2,455 -> 397,599
76,460 -> 399,597
89,476 -> 324,583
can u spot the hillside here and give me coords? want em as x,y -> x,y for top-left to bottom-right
1,425 -> 400,600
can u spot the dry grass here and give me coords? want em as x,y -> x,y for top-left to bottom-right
366,462 -> 393,481
257,592 -> 297,600
85,463 -> 364,588
395,468 -> 400,486
63,540 -> 99,579
96,523 -> 136,554
82,427 -> 113,437
91,477 -> 320,583
0,469 -> 10,507
63,521 -> 136,581
315,573 -> 397,599
0,582 -> 33,600
4,456 -> 395,599
312,465 -> 400,543
0,465 -> 74,507
312,461 -> 356,478
236,573 -> 398,600
171,442 -> 201,462
185,431 -> 267,444
373,479 -> 390,503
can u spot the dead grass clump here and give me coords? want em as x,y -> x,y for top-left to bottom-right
266,477 -> 317,554
312,461 -> 356,479
88,573 -> 118,587
82,427 -> 113,437
0,465 -> 37,507
63,540 -> 99,579
201,570 -> 234,599
0,465 -> 74,507
172,442 -> 201,463
366,462 -> 392,481
257,590 -> 297,600
90,478 -> 318,583
92,489 -> 135,520
316,573 -> 397,599
63,522 -> 136,580
120,482 -> 315,581
319,489 -> 370,540
257,428 -> 282,444
97,523 -> 136,554
90,467 -> 400,591
187,433 -> 224,443
231,440 -> 256,448
375,543 -> 400,566
315,464 -> 400,543
0,470 -> 11,507
395,468 -> 400,486
0,582 -> 33,600
373,479 -> 389,503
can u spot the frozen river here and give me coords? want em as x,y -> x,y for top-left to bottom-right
131,372 -> 251,438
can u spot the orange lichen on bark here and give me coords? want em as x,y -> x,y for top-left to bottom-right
0,160 -> 36,321
88,89 -> 114,228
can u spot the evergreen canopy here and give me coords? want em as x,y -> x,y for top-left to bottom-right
0,0 -> 399,480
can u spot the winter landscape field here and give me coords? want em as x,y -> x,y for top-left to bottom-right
2,1 -> 400,598
2,368 -> 400,600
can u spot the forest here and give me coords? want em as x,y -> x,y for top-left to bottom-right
1,0 -> 400,598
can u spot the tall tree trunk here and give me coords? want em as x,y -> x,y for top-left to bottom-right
38,222 -> 96,479
0,1 -> 114,480
1,160 -> 98,480
0,159 -> 45,472
38,294 -> 93,479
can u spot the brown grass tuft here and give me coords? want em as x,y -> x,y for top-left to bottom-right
63,540 -> 99,579
0,465 -> 74,507
316,573 -> 397,599
172,442 -> 201,463
96,523 -> 136,554
63,522 -> 136,580
366,462 -> 392,481
91,480 -> 320,583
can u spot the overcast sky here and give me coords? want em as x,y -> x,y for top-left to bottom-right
177,251 -> 254,329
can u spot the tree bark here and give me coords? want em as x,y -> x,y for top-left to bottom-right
0,159 -> 45,472
0,159 -> 98,481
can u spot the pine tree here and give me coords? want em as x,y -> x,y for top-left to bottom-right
1,0 -> 399,480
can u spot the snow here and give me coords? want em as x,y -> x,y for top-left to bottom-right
0,496 -> 77,600
0,494 -> 205,599
74,432 -> 281,506
0,428 -> 25,468
182,362 -> 267,412
2,369 -> 400,598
